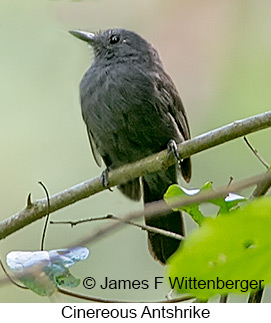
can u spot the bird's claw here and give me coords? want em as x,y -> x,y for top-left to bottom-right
101,168 -> 113,192
167,139 -> 182,168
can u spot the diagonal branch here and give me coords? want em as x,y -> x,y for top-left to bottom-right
65,171 -> 271,249
0,111 -> 270,240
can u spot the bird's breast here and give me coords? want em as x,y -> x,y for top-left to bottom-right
80,63 -> 180,166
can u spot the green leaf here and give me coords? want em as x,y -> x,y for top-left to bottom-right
164,182 -> 246,225
198,181 -> 246,214
164,184 -> 205,225
55,272 -> 80,288
167,197 -> 271,298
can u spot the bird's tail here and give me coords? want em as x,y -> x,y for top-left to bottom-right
142,165 -> 184,264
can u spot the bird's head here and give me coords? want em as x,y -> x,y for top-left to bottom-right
69,28 -> 158,63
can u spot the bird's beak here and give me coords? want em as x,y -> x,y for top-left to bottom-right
69,30 -> 96,43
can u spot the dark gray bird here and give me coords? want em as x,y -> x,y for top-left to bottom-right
70,28 -> 191,264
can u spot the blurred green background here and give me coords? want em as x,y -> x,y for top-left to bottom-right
0,0 -> 270,302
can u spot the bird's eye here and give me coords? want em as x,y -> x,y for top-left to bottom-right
109,34 -> 120,44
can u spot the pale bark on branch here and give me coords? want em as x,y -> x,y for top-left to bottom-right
0,111 -> 270,240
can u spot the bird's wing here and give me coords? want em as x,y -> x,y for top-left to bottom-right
170,93 -> 192,182
86,128 -> 102,167
170,97 -> 192,182
155,70 -> 191,142
168,84 -> 191,142
161,73 -> 192,182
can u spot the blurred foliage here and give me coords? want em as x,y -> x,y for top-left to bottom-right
0,0 -> 270,302
167,197 -> 271,299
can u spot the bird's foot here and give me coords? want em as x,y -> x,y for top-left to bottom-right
101,168 -> 113,192
167,139 -> 182,169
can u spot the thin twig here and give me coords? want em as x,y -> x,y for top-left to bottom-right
66,171 -> 271,249
0,258 -> 27,290
227,177 -> 234,187
58,287 -> 194,303
0,112 -> 270,240
50,215 -> 110,227
251,168 -> 271,198
244,136 -> 269,169
39,181 -> 50,251
51,214 -> 184,241
1,168 -> 269,300
0,257 -> 193,302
